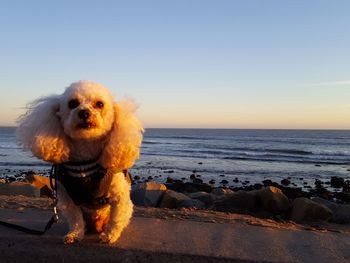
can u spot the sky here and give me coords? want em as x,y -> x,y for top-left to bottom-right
0,0 -> 350,129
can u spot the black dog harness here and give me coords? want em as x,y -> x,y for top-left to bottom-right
53,158 -> 121,207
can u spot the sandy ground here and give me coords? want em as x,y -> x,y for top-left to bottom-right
0,195 -> 349,263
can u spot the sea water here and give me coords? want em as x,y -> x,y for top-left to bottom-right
1,127 -> 350,187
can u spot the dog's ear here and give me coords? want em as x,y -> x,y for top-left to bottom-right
16,95 -> 70,163
100,100 -> 143,170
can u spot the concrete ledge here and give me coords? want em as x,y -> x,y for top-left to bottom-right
0,208 -> 349,263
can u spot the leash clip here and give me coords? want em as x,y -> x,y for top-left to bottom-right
53,206 -> 59,222
52,189 -> 59,222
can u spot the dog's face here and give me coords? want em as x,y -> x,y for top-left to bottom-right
58,81 -> 115,140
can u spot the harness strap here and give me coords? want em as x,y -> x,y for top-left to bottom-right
56,163 -> 128,206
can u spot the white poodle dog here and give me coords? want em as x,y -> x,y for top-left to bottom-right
16,81 -> 143,244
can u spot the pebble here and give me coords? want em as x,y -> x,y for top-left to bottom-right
330,176 -> 345,188
281,179 -> 291,186
166,177 -> 174,183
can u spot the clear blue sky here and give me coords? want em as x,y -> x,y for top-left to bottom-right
1,0 -> 350,128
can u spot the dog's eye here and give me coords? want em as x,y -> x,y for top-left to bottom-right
68,99 -> 80,109
95,101 -> 104,109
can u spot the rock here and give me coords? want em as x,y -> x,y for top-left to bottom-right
40,185 -> 53,197
133,175 -> 140,180
262,179 -> 273,186
178,199 -> 205,209
187,192 -> 215,206
166,177 -> 174,183
24,173 -> 52,189
0,179 -> 6,184
253,183 -> 263,190
233,178 -> 239,183
330,176 -> 345,188
280,186 -> 308,200
312,197 -> 350,224
190,174 -> 196,180
214,190 -> 256,212
334,192 -> 350,203
290,197 -> 332,223
241,185 -> 255,191
315,179 -> 323,188
251,186 -> 290,214
333,205 -> 350,224
311,197 -> 339,211
192,178 -> 203,184
7,177 -> 16,182
131,182 -> 167,207
220,179 -> 229,184
310,186 -> 331,200
343,181 -> 350,193
281,179 -> 290,186
159,190 -> 190,209
211,188 -> 234,196
166,182 -> 212,193
208,179 -> 215,184
0,182 -> 41,197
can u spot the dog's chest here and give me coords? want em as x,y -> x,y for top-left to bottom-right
56,159 -> 113,206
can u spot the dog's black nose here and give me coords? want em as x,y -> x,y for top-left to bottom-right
78,109 -> 90,120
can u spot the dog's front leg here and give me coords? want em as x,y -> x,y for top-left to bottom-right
57,182 -> 85,244
99,172 -> 133,244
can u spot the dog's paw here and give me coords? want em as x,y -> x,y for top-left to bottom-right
99,232 -> 111,244
99,232 -> 119,244
64,232 -> 83,244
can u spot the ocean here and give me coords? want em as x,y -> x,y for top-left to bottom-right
1,127 -> 350,189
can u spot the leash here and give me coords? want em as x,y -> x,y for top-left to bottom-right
0,165 -> 59,235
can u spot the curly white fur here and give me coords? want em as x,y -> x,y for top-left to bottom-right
16,81 -> 143,244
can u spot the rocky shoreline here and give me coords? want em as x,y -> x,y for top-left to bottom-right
0,171 -> 349,226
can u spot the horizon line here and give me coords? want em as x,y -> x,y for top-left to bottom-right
1,125 -> 350,131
